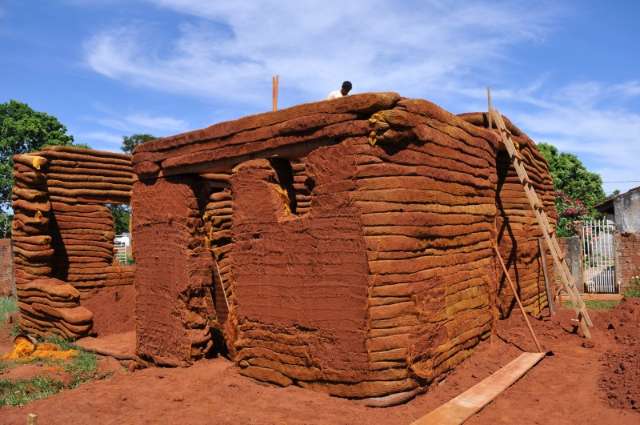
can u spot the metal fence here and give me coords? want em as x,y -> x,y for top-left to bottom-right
581,218 -> 617,293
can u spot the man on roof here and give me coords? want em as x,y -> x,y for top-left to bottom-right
327,81 -> 352,100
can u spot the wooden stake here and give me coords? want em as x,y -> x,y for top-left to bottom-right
272,75 -> 279,112
487,87 -> 493,130
539,238 -> 555,316
27,413 -> 38,425
492,243 -> 544,353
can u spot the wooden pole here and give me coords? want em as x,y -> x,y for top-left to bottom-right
272,75 -> 279,112
539,238 -> 555,316
487,87 -> 493,128
487,87 -> 493,130
27,413 -> 38,425
492,243 -> 544,353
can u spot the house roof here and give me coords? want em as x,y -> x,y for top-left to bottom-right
596,185 -> 640,214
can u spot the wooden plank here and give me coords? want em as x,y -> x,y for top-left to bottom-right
411,352 -> 545,425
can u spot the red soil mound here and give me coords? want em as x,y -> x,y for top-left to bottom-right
599,298 -> 640,411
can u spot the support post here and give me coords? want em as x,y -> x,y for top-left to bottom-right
487,87 -> 493,129
492,243 -> 544,353
272,75 -> 279,112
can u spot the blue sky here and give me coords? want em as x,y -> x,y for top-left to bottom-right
1,0 -> 639,194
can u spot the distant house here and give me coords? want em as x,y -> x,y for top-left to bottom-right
596,186 -> 640,293
596,186 -> 640,233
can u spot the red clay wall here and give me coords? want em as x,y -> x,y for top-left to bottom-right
131,93 -> 556,401
0,239 -> 13,297
615,232 -> 640,292
357,104 -> 498,395
229,147 -> 372,390
11,147 -> 136,338
132,176 -> 215,366
494,145 -> 554,316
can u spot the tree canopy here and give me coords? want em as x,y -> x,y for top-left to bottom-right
121,134 -> 155,154
538,143 -> 606,236
109,204 -> 130,235
0,100 -> 76,237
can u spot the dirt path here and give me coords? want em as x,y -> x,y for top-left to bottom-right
1,305 -> 638,425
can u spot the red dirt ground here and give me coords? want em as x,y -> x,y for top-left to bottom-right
1,302 -> 638,425
81,286 -> 136,336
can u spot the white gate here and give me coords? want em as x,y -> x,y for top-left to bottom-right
113,234 -> 129,265
581,218 -> 617,293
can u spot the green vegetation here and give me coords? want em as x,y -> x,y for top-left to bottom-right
10,323 -> 21,337
0,376 -> 64,406
0,296 -> 17,323
584,300 -> 620,310
65,349 -> 98,388
121,133 -> 155,154
538,143 -> 606,237
0,100 -> 79,238
0,335 -> 100,406
624,276 -> 640,298
108,204 -> 131,235
563,299 -> 619,310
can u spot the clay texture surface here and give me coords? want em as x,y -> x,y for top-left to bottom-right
132,93 -> 557,400
11,147 -> 136,338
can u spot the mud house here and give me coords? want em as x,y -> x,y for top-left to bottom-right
129,92 -> 556,402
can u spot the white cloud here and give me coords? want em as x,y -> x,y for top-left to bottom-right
96,112 -> 188,133
504,82 -> 640,195
77,131 -> 122,146
80,1 -> 638,195
613,81 -> 640,98
84,0 -> 556,105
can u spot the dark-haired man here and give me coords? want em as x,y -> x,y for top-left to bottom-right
327,81 -> 352,100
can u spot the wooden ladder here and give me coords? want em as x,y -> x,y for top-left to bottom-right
488,102 -> 593,338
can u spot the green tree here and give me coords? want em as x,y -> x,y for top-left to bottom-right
108,204 -> 130,235
538,143 -> 606,236
1,100 -> 76,237
121,134 -> 155,154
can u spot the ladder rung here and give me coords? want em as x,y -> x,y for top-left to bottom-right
491,105 -> 593,333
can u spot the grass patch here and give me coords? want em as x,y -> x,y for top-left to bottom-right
38,336 -> 99,387
0,297 -> 17,323
9,323 -> 21,337
624,277 -> 640,298
0,336 -> 100,406
0,376 -> 65,407
64,349 -> 98,388
563,299 -> 620,310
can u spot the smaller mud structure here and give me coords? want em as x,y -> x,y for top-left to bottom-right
132,93 -> 556,402
12,147 -> 135,339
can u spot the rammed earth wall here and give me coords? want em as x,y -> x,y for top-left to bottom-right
11,147 -> 136,338
0,239 -> 13,297
132,93 -> 557,401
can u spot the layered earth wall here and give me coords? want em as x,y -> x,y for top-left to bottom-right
11,146 -> 136,338
131,93 -> 556,400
